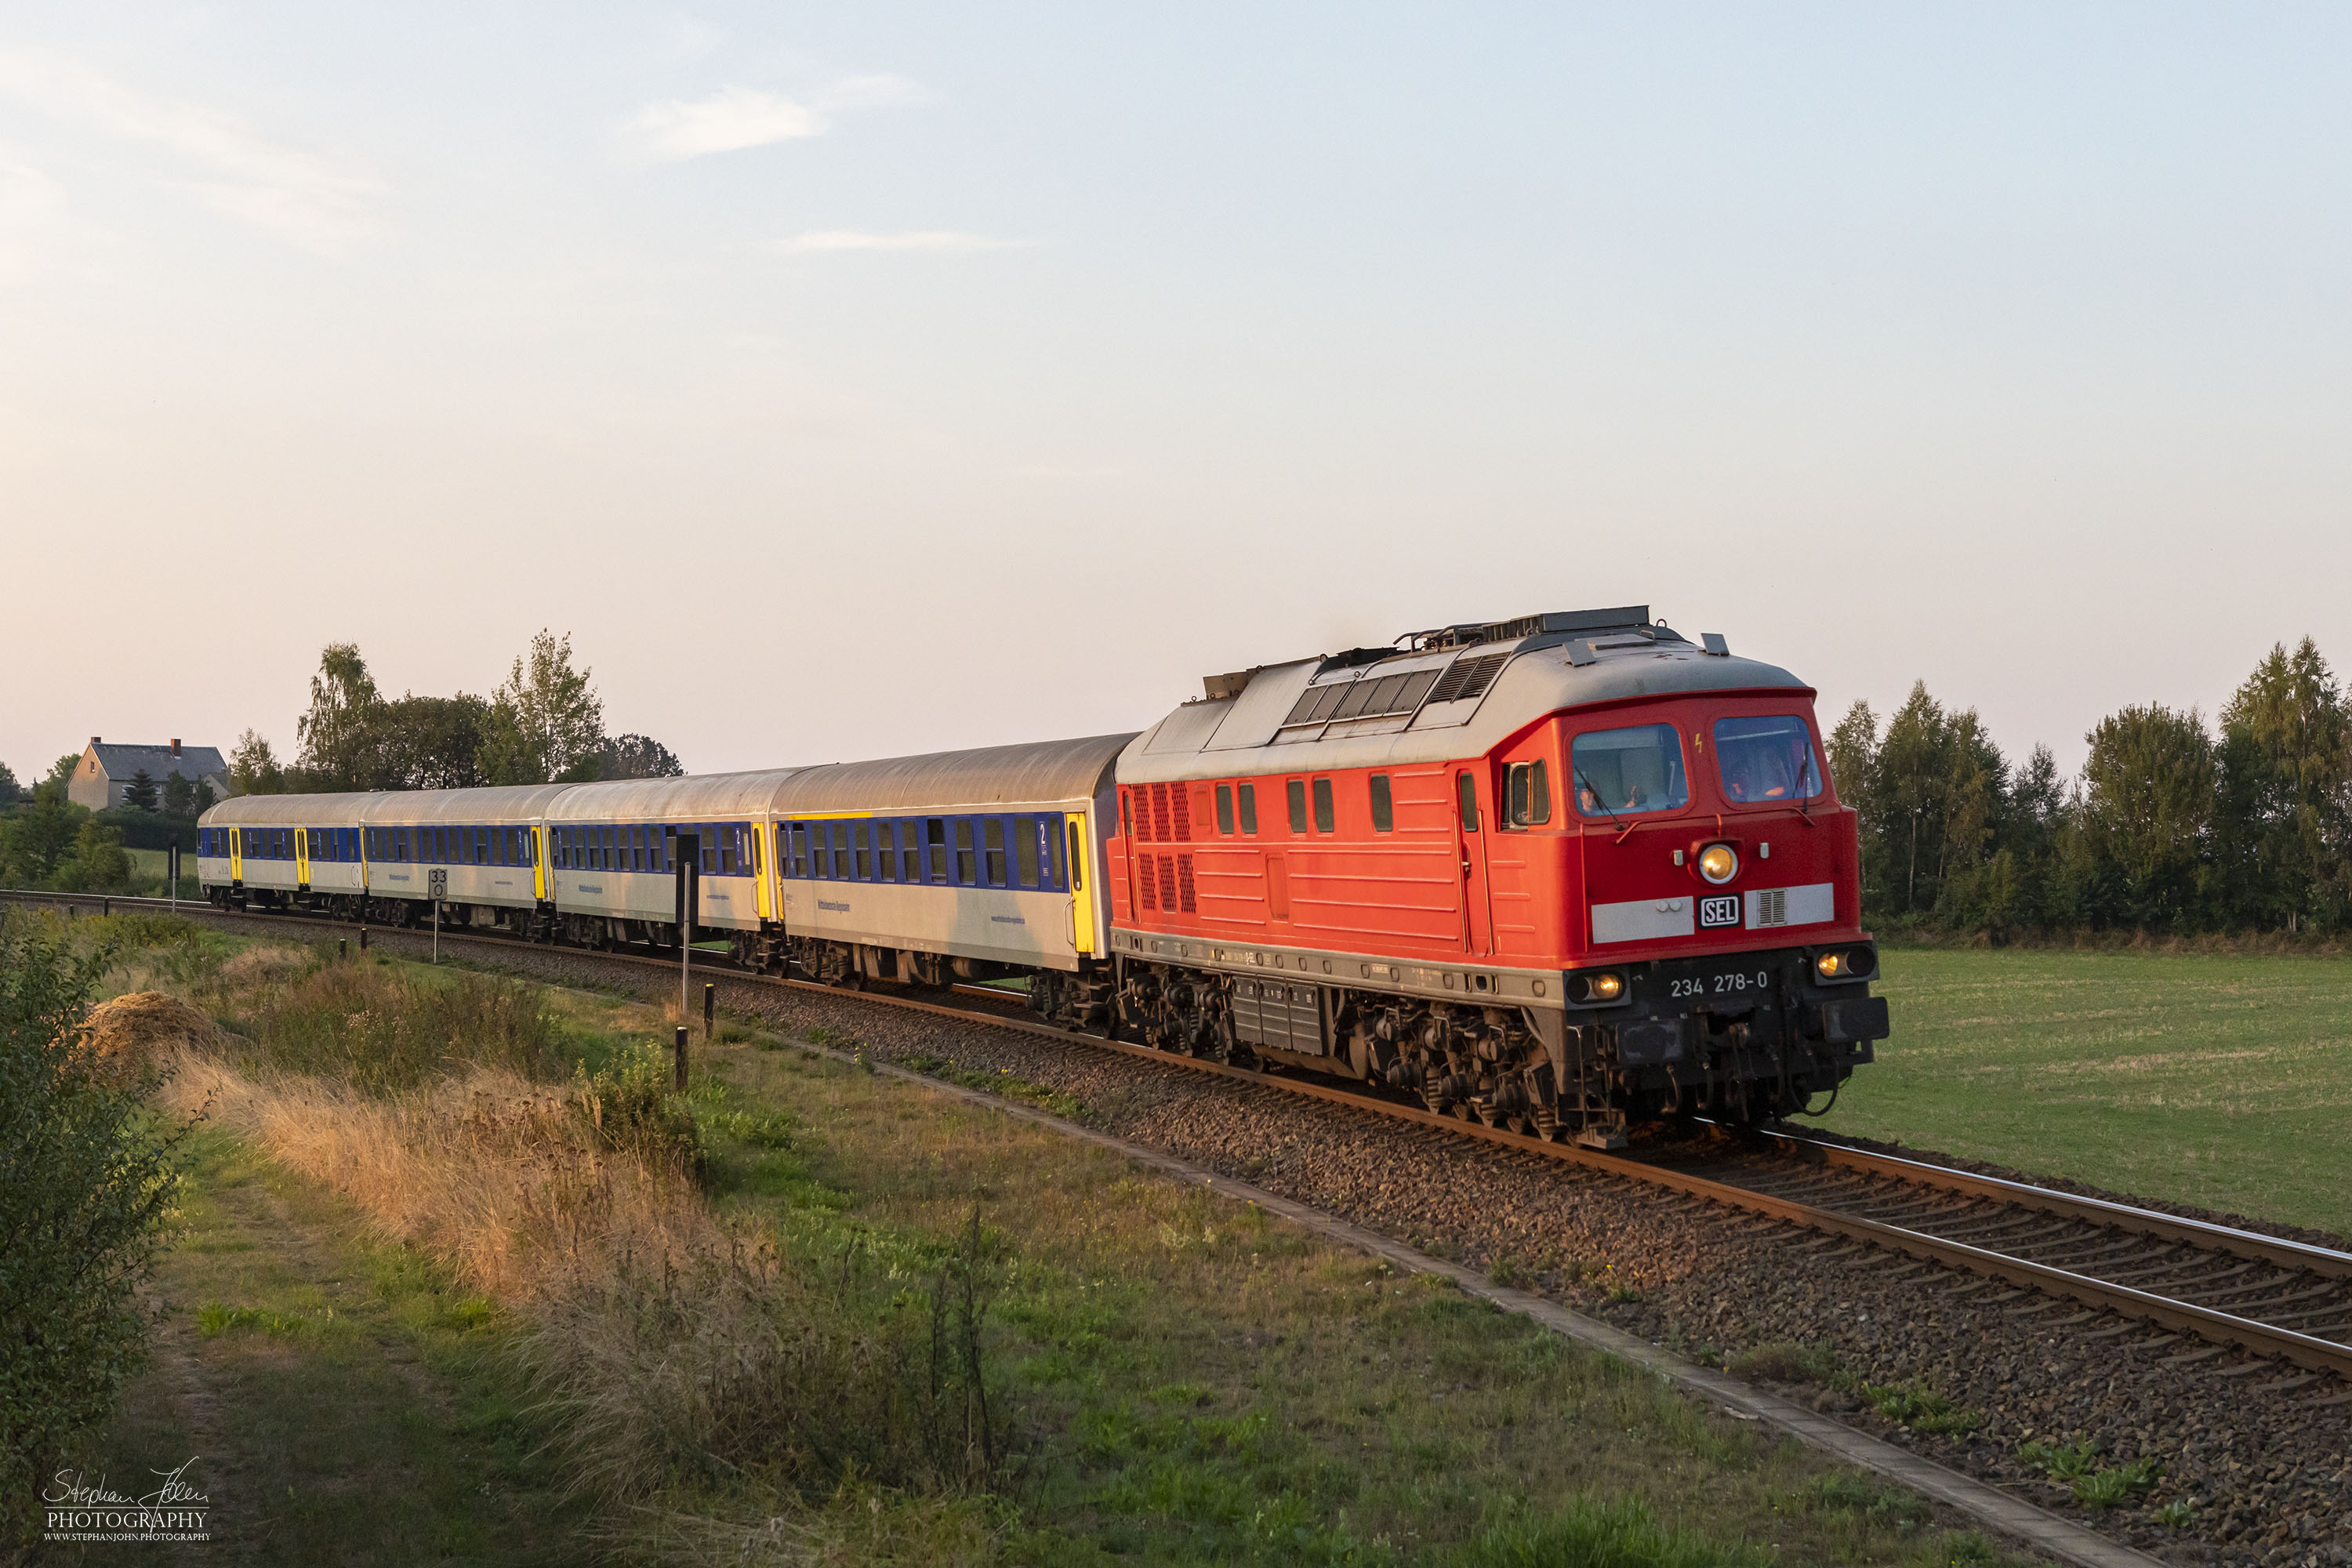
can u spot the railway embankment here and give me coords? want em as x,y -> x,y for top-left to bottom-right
118,900 -> 2343,1567
34,906 -> 2026,1566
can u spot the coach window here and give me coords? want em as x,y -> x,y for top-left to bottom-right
722,826 -> 739,876
851,823 -> 870,880
927,818 -> 948,883
1507,760 -> 1553,827
1016,817 -> 1040,886
1312,778 -> 1335,833
1287,779 -> 1307,833
982,818 -> 1006,885
898,823 -> 921,882
1370,775 -> 1394,833
702,828 -> 718,877
397,829 -> 411,862
953,820 -> 975,884
1214,785 -> 1234,835
1236,782 -> 1259,835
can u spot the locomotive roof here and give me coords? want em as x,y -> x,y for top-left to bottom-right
770,733 -> 1134,815
1117,619 -> 1809,785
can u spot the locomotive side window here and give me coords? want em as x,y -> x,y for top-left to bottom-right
1236,783 -> 1258,834
1369,775 -> 1394,833
1457,771 -> 1479,830
1713,716 -> 1824,804
1287,779 -> 1307,833
1215,784 -> 1234,835
1506,760 -> 1552,826
1569,724 -> 1689,818
1312,777 -> 1334,833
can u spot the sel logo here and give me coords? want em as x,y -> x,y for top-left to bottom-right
1698,895 -> 1740,929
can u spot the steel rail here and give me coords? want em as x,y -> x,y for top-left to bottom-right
15,887 -> 2350,1381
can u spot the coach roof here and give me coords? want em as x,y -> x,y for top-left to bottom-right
771,735 -> 1134,815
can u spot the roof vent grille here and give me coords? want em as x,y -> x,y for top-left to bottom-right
1427,652 -> 1510,705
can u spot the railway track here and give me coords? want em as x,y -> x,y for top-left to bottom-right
22,887 -> 2352,1391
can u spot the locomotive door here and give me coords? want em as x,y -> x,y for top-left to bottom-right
1455,769 -> 1494,955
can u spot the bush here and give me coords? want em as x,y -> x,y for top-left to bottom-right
572,1040 -> 706,1174
0,915 -> 187,1548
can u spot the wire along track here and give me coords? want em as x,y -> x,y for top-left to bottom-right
22,888 -> 2352,1385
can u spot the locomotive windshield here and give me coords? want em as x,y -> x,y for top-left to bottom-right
1570,724 -> 1690,817
1714,715 -> 1824,803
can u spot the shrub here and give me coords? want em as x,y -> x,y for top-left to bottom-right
0,916 -> 187,1548
572,1042 -> 706,1174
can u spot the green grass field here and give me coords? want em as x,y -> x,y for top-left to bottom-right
1817,948 -> 2352,1240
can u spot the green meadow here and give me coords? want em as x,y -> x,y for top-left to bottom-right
1818,948 -> 2352,1240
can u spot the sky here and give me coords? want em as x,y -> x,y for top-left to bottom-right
5,3 -> 2351,783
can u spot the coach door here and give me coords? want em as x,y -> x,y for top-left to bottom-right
1065,813 -> 1097,955
229,827 -> 243,884
1456,769 -> 1494,955
753,823 -> 775,922
294,826 -> 311,890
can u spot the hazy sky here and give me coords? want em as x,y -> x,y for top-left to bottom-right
6,4 -> 2350,783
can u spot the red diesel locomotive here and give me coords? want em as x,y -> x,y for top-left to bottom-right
1098,605 -> 1886,1147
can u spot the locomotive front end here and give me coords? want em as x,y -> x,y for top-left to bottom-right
1554,694 -> 1886,1142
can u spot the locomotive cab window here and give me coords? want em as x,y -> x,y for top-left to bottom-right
1713,716 -> 1824,804
1506,760 -> 1551,826
1570,724 -> 1690,818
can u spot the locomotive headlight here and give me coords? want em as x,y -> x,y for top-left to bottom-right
1570,970 -> 1626,1004
1817,951 -> 1845,978
1697,843 -> 1739,884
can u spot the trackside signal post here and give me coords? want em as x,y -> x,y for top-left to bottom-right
428,868 -> 447,963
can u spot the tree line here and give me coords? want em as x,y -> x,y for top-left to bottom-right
1831,637 -> 2351,937
0,630 -> 681,895
230,630 -> 683,794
